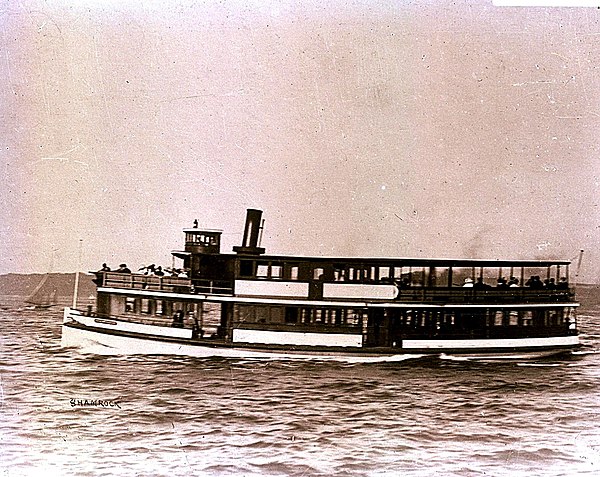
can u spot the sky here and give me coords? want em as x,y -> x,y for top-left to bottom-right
1,0 -> 599,282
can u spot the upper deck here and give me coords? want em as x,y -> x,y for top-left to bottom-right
95,209 -> 577,306
94,254 -> 576,306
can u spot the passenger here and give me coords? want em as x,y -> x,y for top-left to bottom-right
497,277 -> 508,289
509,277 -> 519,287
178,269 -> 189,278
545,278 -> 557,290
526,275 -> 544,289
116,263 -> 131,273
463,278 -> 474,288
99,263 -> 111,272
186,311 -> 198,329
139,264 -> 156,275
193,219 -> 198,228
474,277 -> 490,290
171,310 -> 184,328
557,277 -> 569,290
154,266 -> 165,277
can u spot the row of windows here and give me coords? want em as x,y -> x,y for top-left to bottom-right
233,305 -> 575,329
235,305 -> 364,326
125,297 -> 201,317
238,260 -> 570,287
185,232 -> 220,246
392,308 -> 575,328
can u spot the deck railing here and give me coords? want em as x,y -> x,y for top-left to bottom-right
395,287 -> 574,304
94,272 -> 574,303
94,272 -> 234,295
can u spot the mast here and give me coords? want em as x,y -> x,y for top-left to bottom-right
574,249 -> 584,286
72,239 -> 83,309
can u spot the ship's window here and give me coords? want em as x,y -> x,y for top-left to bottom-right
334,265 -> 346,281
270,307 -> 284,323
237,305 -> 255,322
334,309 -> 343,325
346,309 -> 362,326
240,260 -> 254,277
566,307 -> 576,329
547,309 -> 558,326
271,264 -> 282,279
379,267 -> 390,281
494,310 -> 506,326
532,310 -> 547,327
285,307 -> 298,323
289,265 -> 299,280
313,268 -> 324,280
443,312 -> 455,327
301,308 -> 312,324
141,298 -> 150,314
156,300 -> 163,315
256,306 -> 269,323
257,263 -> 269,278
314,309 -> 323,323
125,297 -> 135,313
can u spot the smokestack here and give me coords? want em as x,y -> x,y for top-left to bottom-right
233,209 -> 266,255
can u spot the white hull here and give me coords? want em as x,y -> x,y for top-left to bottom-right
62,308 -> 579,362
60,322 -> 418,363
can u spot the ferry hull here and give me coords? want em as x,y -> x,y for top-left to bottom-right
60,322 -> 418,362
62,309 -> 579,362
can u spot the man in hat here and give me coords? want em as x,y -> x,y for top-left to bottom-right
116,263 -> 131,273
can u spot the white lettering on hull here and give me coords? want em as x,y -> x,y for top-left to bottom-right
402,335 -> 579,349
235,280 -> 309,297
323,283 -> 398,300
232,329 -> 363,347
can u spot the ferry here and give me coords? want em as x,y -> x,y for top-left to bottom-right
61,209 -> 580,361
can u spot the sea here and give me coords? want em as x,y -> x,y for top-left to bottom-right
1,287 -> 599,477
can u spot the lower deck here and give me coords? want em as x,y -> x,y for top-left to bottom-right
82,290 -> 579,351
62,308 -> 579,360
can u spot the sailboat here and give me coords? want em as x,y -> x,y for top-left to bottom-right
24,274 -> 58,309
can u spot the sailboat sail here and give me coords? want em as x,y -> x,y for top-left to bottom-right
25,274 -> 58,308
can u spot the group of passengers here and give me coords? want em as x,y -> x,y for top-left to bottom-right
463,275 -> 568,290
98,263 -> 189,278
99,263 -> 131,274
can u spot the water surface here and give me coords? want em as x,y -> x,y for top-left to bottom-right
1,289 -> 599,476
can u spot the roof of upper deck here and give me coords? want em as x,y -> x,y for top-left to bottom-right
192,252 -> 571,267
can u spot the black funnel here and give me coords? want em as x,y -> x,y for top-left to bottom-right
233,209 -> 265,255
